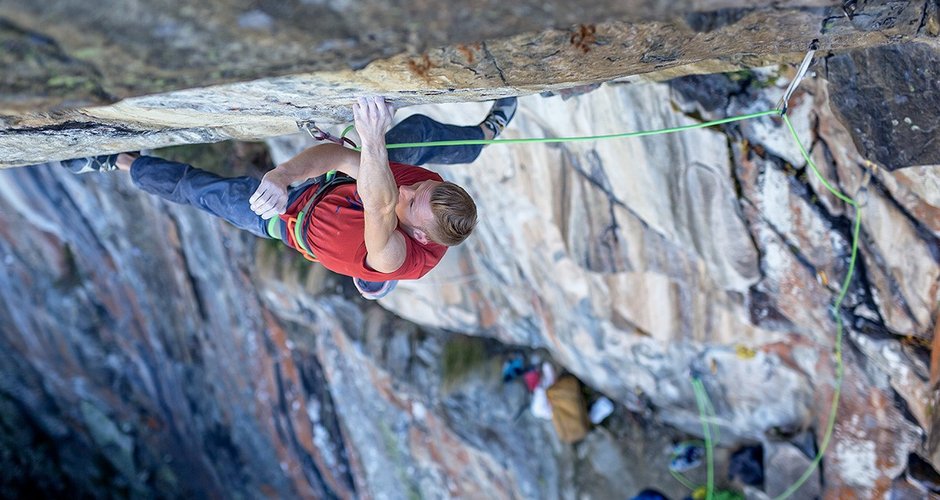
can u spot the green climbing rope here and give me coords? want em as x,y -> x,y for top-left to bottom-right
340,110 -> 779,151
769,114 -> 860,500
670,467 -> 699,491
693,378 -> 715,500
680,114 -> 860,500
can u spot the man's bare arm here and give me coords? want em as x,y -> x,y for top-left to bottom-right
250,143 -> 360,219
275,143 -> 361,182
354,96 -> 407,274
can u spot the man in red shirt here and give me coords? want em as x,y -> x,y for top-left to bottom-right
62,96 -> 517,299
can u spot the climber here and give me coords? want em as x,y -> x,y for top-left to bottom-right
61,96 -> 518,299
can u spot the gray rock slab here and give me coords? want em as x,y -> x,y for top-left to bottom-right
764,440 -> 821,499
827,43 -> 940,170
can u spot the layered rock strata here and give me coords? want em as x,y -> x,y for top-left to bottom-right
3,0 -> 940,169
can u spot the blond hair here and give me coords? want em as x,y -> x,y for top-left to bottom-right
428,182 -> 477,246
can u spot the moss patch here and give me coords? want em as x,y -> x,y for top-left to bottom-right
441,336 -> 488,390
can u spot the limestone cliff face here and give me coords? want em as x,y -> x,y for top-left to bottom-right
1,1 -> 940,498
390,77 -> 940,494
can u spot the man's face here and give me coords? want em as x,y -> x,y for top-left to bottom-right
396,180 -> 440,240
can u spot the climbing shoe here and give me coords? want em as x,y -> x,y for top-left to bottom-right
481,97 -> 518,138
60,154 -> 121,174
354,277 -> 398,300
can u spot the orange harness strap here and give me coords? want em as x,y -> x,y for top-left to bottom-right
285,215 -> 318,262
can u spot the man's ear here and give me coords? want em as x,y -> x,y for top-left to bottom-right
411,228 -> 429,245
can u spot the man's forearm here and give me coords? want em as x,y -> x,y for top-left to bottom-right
358,137 -> 403,272
250,141 -> 361,220
356,140 -> 397,211
352,96 -> 407,273
273,144 -> 359,184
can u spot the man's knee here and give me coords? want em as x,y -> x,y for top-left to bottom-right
388,114 -> 434,139
387,116 -> 435,164
398,114 -> 434,127
129,155 -> 164,188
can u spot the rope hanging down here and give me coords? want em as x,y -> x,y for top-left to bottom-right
677,44 -> 857,499
300,42 -> 858,499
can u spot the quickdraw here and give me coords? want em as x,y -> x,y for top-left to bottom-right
778,40 -> 818,115
297,120 -> 359,148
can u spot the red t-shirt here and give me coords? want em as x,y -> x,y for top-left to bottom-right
283,162 -> 447,280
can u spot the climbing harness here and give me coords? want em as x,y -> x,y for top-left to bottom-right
267,169 -> 356,262
293,172 -> 357,261
282,121 -> 361,261
296,42 -> 855,499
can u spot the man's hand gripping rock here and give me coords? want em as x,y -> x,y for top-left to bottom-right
353,96 -> 395,149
